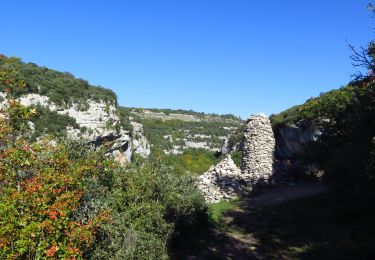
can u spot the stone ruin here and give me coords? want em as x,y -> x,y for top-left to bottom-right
197,156 -> 250,203
241,114 -> 275,183
198,114 -> 275,203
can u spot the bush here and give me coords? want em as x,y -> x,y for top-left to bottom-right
30,105 -> 81,140
89,161 -> 209,259
158,149 -> 223,175
0,129 -> 113,259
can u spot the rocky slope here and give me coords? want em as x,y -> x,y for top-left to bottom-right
128,108 -> 243,155
0,56 -> 241,162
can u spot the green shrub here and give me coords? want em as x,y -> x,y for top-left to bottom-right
0,56 -> 117,107
159,149 -> 223,175
30,105 -> 80,140
116,106 -> 134,133
231,151 -> 242,167
0,123 -> 113,259
89,161 -> 209,259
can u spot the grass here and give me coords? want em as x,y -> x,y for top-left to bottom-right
209,199 -> 239,224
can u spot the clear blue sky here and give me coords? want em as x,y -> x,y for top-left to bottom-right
1,0 -> 373,118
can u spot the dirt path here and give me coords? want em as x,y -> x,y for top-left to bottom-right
248,182 -> 329,207
182,182 -> 330,260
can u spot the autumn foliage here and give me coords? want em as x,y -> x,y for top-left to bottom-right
0,61 -> 112,259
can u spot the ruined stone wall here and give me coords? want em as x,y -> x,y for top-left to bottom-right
198,156 -> 250,203
198,114 -> 276,203
241,114 -> 275,182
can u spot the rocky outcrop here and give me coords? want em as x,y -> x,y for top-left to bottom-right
273,121 -> 322,159
198,156 -> 251,203
0,92 -> 7,111
89,132 -> 132,162
221,138 -> 231,155
8,93 -> 151,163
241,114 -> 275,182
271,121 -> 324,180
19,93 -> 119,138
131,122 -> 151,157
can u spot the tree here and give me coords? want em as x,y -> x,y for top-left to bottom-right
349,4 -> 375,78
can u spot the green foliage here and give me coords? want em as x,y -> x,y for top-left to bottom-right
0,102 -> 112,259
209,199 -> 239,224
115,106 -> 134,133
271,76 -> 375,218
0,55 -> 117,107
227,122 -> 245,150
231,151 -> 242,167
159,149 -> 223,175
89,161 -> 209,259
270,86 -> 355,127
30,105 -> 81,140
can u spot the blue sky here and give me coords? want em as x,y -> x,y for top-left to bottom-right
1,0 -> 373,118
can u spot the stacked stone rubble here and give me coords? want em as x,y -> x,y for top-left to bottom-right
198,156 -> 251,203
198,113 -> 276,203
241,114 -> 275,182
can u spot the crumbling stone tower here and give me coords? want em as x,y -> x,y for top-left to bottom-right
241,114 -> 275,182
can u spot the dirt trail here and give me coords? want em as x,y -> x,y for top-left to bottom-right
248,182 -> 329,207
184,182 -> 330,260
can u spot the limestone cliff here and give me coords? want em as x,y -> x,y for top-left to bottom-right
6,92 -> 151,163
273,121 -> 322,159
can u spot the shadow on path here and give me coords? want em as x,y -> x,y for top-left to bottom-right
173,182 -> 374,259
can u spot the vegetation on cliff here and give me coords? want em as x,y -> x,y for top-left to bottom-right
0,62 -> 208,259
270,41 -> 375,220
0,55 -> 117,106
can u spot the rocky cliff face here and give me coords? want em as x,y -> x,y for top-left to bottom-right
131,121 -> 151,157
273,121 -> 322,159
6,93 -> 150,163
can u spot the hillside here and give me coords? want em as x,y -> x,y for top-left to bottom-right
269,75 -> 375,221
127,108 -> 242,154
0,55 -> 242,171
2,49 -> 375,260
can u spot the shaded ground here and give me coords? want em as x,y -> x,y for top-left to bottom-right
248,182 -> 329,207
172,182 -> 375,259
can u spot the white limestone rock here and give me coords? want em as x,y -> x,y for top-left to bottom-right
19,94 -> 57,110
7,92 -> 151,163
131,121 -> 151,157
